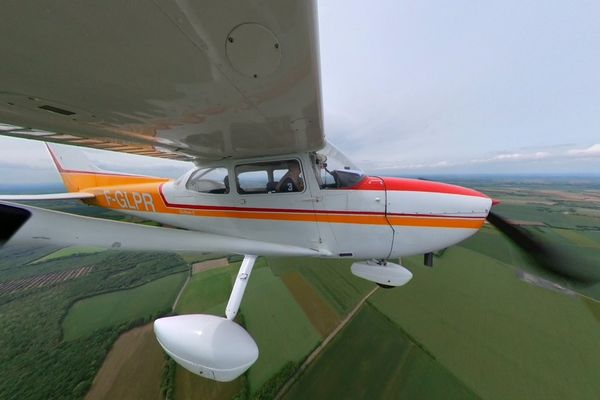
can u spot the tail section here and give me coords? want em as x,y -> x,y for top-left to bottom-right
46,143 -> 168,193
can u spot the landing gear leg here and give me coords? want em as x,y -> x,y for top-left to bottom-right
226,255 -> 257,320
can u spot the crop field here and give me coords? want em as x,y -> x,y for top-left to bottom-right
0,265 -> 93,294
552,228 -> 600,248
459,223 -> 530,266
85,324 -> 164,400
31,245 -> 105,264
283,304 -> 476,400
63,272 -> 187,340
192,257 -> 229,274
175,267 -> 231,315
369,248 -> 600,400
268,257 -> 374,316
0,247 -> 111,283
243,265 -> 322,393
0,243 -> 59,271
281,270 -> 340,336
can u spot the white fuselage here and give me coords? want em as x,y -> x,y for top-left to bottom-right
106,152 -> 491,260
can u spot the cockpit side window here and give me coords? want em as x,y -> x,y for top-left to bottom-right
235,160 -> 304,194
186,167 -> 230,194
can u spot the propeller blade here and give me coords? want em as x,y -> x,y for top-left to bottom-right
486,211 -> 598,284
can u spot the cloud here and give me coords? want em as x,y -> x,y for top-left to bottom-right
567,144 -> 600,157
360,141 -> 600,174
473,151 -> 552,163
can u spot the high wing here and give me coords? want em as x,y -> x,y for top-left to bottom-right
0,0 -> 324,162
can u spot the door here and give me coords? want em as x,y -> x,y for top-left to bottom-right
230,157 -> 322,250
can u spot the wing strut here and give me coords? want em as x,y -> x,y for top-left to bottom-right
226,255 -> 257,320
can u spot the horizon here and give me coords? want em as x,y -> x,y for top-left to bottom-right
1,170 -> 598,195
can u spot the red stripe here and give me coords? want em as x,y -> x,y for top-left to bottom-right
379,177 -> 488,198
158,184 -> 486,218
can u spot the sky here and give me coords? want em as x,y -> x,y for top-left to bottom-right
2,0 -> 600,186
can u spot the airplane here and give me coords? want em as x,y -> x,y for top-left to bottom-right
0,0 -> 590,383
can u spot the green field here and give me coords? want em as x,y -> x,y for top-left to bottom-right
31,245 -> 105,264
284,304 -> 477,400
369,248 -> 600,400
63,272 -> 187,340
175,267 -> 232,315
493,200 -> 600,230
459,223 -> 530,266
268,257 -> 374,316
243,263 -> 322,393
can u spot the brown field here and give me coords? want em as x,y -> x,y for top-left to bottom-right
85,324 -> 164,400
192,258 -> 229,274
0,266 -> 93,294
539,190 -> 600,203
174,367 -> 242,400
552,228 -> 600,248
499,198 -> 557,206
281,271 -> 340,336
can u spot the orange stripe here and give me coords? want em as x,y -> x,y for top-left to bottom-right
83,180 -> 484,229
386,215 -> 485,229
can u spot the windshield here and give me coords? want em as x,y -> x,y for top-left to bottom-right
313,142 -> 366,189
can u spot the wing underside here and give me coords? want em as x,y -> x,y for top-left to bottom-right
0,0 -> 324,161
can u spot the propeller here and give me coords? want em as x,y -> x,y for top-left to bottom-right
485,209 -> 599,285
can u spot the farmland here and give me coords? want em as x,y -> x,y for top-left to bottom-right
0,265 -> 92,294
174,262 -> 237,315
31,246 -> 105,264
368,247 -> 600,400
0,229 -> 188,400
284,304 -> 477,400
63,272 -> 187,341
268,257 -> 373,316
1,179 -> 600,400
242,265 -> 322,393
85,324 -> 165,400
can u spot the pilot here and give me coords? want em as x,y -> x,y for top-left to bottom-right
276,163 -> 304,192
223,175 -> 230,194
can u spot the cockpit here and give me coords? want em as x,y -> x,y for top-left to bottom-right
311,142 -> 366,189
179,141 -> 366,194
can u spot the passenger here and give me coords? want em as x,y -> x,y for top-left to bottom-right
276,163 -> 304,192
